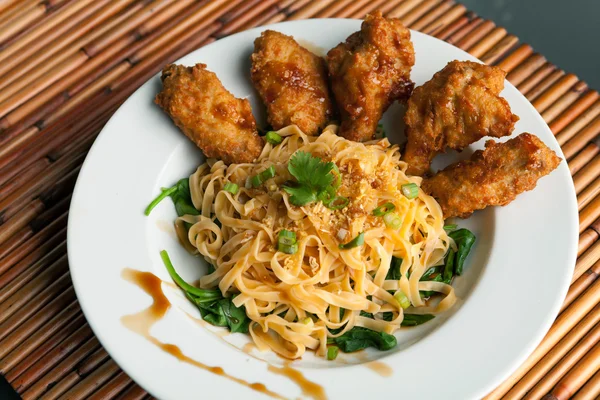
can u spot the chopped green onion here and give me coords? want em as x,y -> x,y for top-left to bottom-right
327,346 -> 339,360
301,317 -> 312,325
278,229 -> 297,246
383,213 -> 402,230
265,131 -> 283,145
160,250 -> 222,300
325,196 -> 349,210
372,202 -> 395,217
260,165 -> 276,180
279,243 -> 298,254
250,174 -> 263,188
339,232 -> 364,250
223,182 -> 239,195
443,224 -> 458,232
145,186 -> 178,216
401,183 -> 419,199
331,164 -> 342,189
394,290 -> 411,309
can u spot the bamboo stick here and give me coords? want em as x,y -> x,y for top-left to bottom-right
479,34 -> 518,65
57,359 -> 121,400
496,44 -> 533,74
236,3 -> 282,31
0,3 -> 46,45
29,194 -> 71,233
136,0 -> 195,36
518,315 -> 600,399
218,0 -> 263,24
541,83 -> 589,123
453,20 -> 495,51
572,370 -> 600,400
16,333 -> 99,397
0,199 -> 44,246
0,0 -> 43,28
445,16 -> 483,44
433,14 -> 470,40
0,287 -> 75,363
467,27 -> 506,59
0,157 -> 50,201
568,143 -> 599,175
526,69 -> 566,102
278,0 -> 310,15
0,126 -> 39,161
289,0 -> 336,20
1,312 -> 84,376
422,3 -> 466,35
409,0 -> 455,32
504,306 -> 600,398
37,348 -> 110,400
506,54 -> 547,87
334,0 -> 377,19
561,117 -> 600,160
88,371 -> 132,400
578,177 -> 600,211
573,154 -> 600,194
579,195 -> 600,235
562,259 -> 600,311
531,73 -> 580,114
0,229 -> 66,295
518,63 -> 556,95
399,0 -> 441,27
549,91 -> 600,135
556,101 -> 600,145
113,383 -> 147,400
343,0 -> 388,19
484,278 -> 600,399
0,0 -> 34,18
385,0 -> 422,20
571,240 -> 600,283
215,0 -> 279,37
0,226 -> 32,261
578,229 -> 598,257
547,341 -> 600,400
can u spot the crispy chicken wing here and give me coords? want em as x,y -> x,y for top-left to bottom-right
251,30 -> 335,136
327,11 -> 415,142
422,133 -> 561,219
403,61 -> 519,176
155,63 -> 263,164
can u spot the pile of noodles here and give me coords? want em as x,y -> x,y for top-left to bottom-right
175,125 -> 456,359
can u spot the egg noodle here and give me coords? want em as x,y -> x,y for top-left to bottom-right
174,125 -> 456,359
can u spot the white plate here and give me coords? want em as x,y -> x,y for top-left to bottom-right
68,19 -> 578,400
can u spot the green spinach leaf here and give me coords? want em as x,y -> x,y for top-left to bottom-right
386,257 -> 402,280
448,228 -> 476,275
334,327 -> 397,353
401,314 -> 435,326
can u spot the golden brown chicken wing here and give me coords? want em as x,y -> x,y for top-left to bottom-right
155,63 -> 264,164
251,30 -> 335,136
403,60 -> 519,176
327,11 -> 415,142
422,133 -> 561,219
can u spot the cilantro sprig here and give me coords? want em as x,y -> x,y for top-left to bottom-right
283,151 -> 345,207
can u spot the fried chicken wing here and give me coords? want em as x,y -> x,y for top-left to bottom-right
403,60 -> 519,176
422,133 -> 561,219
155,63 -> 263,164
251,30 -> 335,136
327,11 -> 415,142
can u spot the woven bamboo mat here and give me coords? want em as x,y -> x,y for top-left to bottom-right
0,0 -> 598,399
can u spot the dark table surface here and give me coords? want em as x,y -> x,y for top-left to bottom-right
1,1 -> 598,399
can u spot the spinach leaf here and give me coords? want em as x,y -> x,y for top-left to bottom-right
401,314 -> 435,327
448,228 -> 476,275
419,272 -> 443,298
386,257 -> 402,280
443,249 -> 456,283
334,327 -> 397,353
188,294 -> 250,333
145,177 -> 200,216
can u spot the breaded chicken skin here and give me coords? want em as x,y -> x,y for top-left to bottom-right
251,30 -> 334,135
327,11 -> 415,142
422,133 -> 561,219
155,64 -> 263,164
403,61 -> 519,176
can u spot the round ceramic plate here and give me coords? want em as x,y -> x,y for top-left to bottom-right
68,18 -> 578,400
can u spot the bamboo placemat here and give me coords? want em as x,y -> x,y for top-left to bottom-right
0,1 -> 598,399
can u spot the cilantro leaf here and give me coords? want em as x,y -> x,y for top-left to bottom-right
283,151 -> 337,206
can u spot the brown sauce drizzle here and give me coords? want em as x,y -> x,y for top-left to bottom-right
268,362 -> 326,400
121,268 -> 284,399
364,361 -> 393,377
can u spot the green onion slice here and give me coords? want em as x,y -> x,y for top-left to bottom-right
339,232 -> 364,250
401,183 -> 419,199
265,131 -> 283,145
394,290 -> 411,309
443,224 -> 457,232
160,250 -> 221,300
327,346 -> 339,360
383,212 -> 402,230
250,175 -> 263,188
278,229 -> 297,246
279,243 -> 298,254
325,196 -> 349,210
223,182 -> 239,195
260,165 -> 276,180
372,202 -> 395,216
